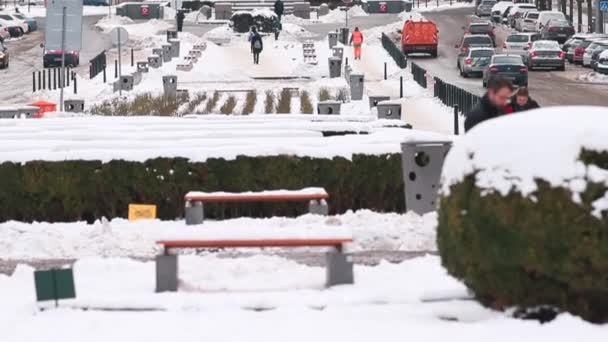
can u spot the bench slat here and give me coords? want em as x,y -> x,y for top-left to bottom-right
185,188 -> 329,202
157,238 -> 351,249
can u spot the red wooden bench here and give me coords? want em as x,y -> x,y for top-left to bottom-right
155,237 -> 354,292
184,188 -> 330,225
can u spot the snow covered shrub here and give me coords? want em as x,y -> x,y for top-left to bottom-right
90,93 -> 184,116
264,90 -> 275,114
182,92 -> 207,115
204,91 -> 220,114
220,96 -> 237,115
437,107 -> 608,323
300,91 -> 313,114
242,90 -> 257,115
335,87 -> 349,102
318,88 -> 331,102
275,88 -> 292,114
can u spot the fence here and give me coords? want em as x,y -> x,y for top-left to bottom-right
381,32 -> 407,69
89,51 -> 106,80
433,77 -> 481,115
411,62 -> 427,88
32,68 -> 78,94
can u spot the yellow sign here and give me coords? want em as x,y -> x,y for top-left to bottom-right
128,204 -> 157,221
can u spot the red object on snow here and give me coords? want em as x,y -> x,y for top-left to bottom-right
141,5 -> 150,16
29,100 -> 57,118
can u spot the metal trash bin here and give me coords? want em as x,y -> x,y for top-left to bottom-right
317,100 -> 341,115
161,44 -> 172,62
328,32 -> 338,49
339,27 -> 349,45
0,107 -> 19,119
163,75 -> 178,97
377,103 -> 402,120
400,140 -> 452,215
148,55 -> 162,68
369,95 -> 390,108
403,0 -> 413,12
169,39 -> 180,58
349,73 -> 364,100
329,57 -> 342,78
64,100 -> 85,113
166,30 -> 177,41
137,61 -> 149,73
332,46 -> 344,60
17,106 -> 39,118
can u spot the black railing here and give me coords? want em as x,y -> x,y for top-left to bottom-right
89,50 -> 106,80
381,32 -> 407,69
434,77 -> 481,115
411,62 -> 427,88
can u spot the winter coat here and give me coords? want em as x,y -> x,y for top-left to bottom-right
274,0 -> 284,15
464,93 -> 505,132
251,33 -> 263,53
504,96 -> 540,113
350,31 -> 363,45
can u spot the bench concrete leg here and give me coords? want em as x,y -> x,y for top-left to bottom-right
308,199 -> 329,216
185,201 -> 204,225
325,252 -> 354,287
156,255 -> 178,292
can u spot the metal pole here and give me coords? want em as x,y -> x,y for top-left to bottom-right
454,105 -> 459,135
59,6 -> 66,112
32,72 -> 36,92
131,48 -> 134,67
114,59 -> 118,78
595,0 -> 603,33
384,62 -> 387,80
118,28 -> 122,96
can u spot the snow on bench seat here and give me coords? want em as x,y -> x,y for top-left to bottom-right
157,238 -> 352,251
185,188 -> 329,202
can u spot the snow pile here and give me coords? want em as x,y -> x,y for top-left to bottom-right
95,16 -> 173,38
577,71 -> 608,84
441,107 -> 608,213
0,210 -> 438,259
318,5 -> 368,24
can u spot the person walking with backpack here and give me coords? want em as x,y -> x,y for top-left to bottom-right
349,27 -> 364,60
250,26 -> 263,64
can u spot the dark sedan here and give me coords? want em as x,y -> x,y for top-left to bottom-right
43,49 -> 80,68
540,19 -> 574,44
483,54 -> 528,87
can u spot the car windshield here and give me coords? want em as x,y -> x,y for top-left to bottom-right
550,20 -> 570,27
0,15 -> 13,20
587,43 -> 599,50
544,13 -> 565,21
534,41 -> 559,49
527,13 -> 539,19
470,25 -> 491,33
507,35 -> 529,42
482,1 -> 496,5
464,36 -> 492,45
471,50 -> 494,57
13,14 -> 25,19
493,56 -> 522,64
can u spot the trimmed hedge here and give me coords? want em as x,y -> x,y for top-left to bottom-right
0,154 -> 404,222
437,150 -> 608,323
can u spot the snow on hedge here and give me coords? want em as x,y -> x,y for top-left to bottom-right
441,107 -> 608,204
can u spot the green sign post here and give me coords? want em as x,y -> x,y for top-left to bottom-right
34,269 -> 76,307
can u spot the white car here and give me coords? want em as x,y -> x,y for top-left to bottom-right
597,49 -> 608,75
517,11 -> 539,32
0,23 -> 10,41
582,39 -> 608,67
507,4 -> 537,28
0,14 -> 29,35
491,1 -> 513,23
503,32 -> 540,60
536,11 -> 567,32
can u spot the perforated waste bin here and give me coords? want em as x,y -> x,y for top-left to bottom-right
332,46 -> 344,60
377,102 -> 401,120
148,55 -> 162,68
161,44 -> 172,62
137,61 -> 149,73
400,140 -> 452,215
317,101 -> 341,115
349,73 -> 364,100
64,100 -> 84,113
328,32 -> 338,49
163,75 -> 178,97
329,57 -> 342,78
169,39 -> 180,58
369,95 -> 390,108
166,30 -> 177,41
339,27 -> 349,45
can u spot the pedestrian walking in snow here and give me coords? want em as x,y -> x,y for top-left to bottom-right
274,0 -> 284,22
464,78 -> 513,132
273,20 -> 282,40
250,27 -> 263,65
504,87 -> 540,113
176,10 -> 185,32
350,27 -> 364,60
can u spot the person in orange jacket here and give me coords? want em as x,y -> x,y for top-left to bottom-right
350,27 -> 363,60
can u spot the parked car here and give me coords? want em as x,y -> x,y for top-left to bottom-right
0,40 -> 8,69
563,34 -> 591,62
589,41 -> 608,71
476,0 -> 497,17
516,10 -> 539,32
456,34 -> 495,69
501,5 -> 514,25
0,23 -> 10,41
526,40 -> 565,70
401,19 -> 439,57
582,39 -> 608,68
10,13 -> 37,32
597,50 -> 608,75
540,19 -> 574,44
536,10 -> 567,32
43,49 -> 80,68
573,36 -> 608,64
483,54 -> 528,87
465,21 -> 496,46
503,32 -> 540,60
459,47 -> 495,77
491,1 -> 513,23
0,14 -> 28,35
507,4 -> 537,28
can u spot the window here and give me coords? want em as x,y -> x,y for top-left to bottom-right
464,36 -> 493,45
471,50 -> 495,57
470,25 -> 491,34
493,56 -> 523,64
527,13 -> 539,19
0,15 -> 13,20
507,35 -> 529,43
534,41 -> 559,49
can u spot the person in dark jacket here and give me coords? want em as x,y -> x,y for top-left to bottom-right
250,26 -> 263,64
464,78 -> 513,132
176,10 -> 185,32
274,0 -> 284,22
504,87 -> 540,113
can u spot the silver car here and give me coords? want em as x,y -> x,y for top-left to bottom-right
483,54 -> 528,88
459,47 -> 495,77
527,40 -> 565,70
517,11 -> 539,32
476,0 -> 497,17
503,33 -> 540,62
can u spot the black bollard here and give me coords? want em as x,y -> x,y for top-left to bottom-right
32,72 -> 36,92
42,70 -> 46,89
345,57 -> 348,66
131,49 -> 134,67
400,76 -> 403,98
53,68 -> 57,89
115,60 -> 118,78
103,66 -> 107,83
384,62 -> 387,80
48,69 -> 51,89
73,74 -> 77,94
38,70 -> 42,90
454,105 -> 460,135
66,68 -> 70,87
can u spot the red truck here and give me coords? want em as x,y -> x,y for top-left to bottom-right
401,20 -> 439,58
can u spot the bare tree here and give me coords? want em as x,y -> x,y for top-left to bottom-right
577,0 -> 583,32
587,0 -> 593,32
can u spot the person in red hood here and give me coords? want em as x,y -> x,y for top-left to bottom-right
350,27 -> 363,60
505,87 -> 540,114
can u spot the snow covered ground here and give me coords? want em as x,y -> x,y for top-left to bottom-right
13,4 -> 114,18
2,253 -> 606,341
0,210 -> 437,259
